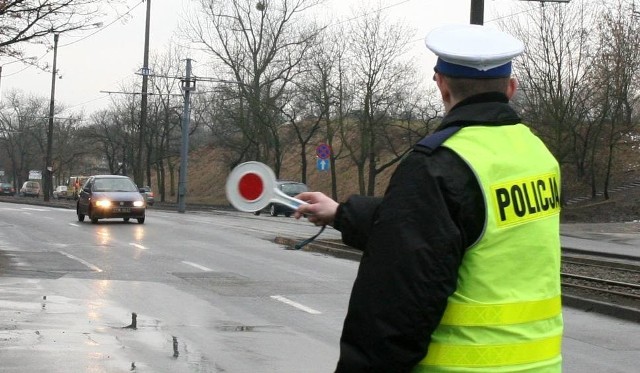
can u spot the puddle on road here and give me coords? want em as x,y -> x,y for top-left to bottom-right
0,281 -> 218,372
215,324 -> 285,333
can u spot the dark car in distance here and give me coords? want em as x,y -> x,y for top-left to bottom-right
0,183 -> 15,196
139,186 -> 155,206
77,175 -> 146,224
254,180 -> 309,217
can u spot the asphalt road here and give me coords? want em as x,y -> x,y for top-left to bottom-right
0,202 -> 348,372
1,200 -> 639,372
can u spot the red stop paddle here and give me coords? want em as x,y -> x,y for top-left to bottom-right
225,161 -> 307,212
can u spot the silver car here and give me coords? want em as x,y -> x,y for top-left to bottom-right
76,175 -> 146,224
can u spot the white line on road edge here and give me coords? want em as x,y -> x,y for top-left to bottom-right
68,223 -> 80,227
270,295 -> 322,315
59,251 -> 103,272
129,243 -> 147,250
181,261 -> 213,272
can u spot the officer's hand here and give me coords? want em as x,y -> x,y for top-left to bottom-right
294,192 -> 339,226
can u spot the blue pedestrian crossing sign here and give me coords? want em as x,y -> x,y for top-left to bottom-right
317,158 -> 330,171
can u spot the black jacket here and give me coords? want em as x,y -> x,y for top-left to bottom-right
333,93 -> 522,372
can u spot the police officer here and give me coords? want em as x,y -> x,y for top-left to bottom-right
295,24 -> 563,372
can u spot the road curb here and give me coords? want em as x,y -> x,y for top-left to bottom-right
274,236 -> 362,261
562,294 -> 640,323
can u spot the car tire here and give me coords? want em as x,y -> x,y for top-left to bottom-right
123,218 -> 130,222
284,212 -> 292,217
137,217 -> 145,224
270,204 -> 278,217
254,210 -> 261,216
77,206 -> 85,222
89,207 -> 98,224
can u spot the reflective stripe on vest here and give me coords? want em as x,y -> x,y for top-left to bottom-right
420,335 -> 562,367
439,296 -> 561,326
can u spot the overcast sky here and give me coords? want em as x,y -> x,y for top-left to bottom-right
0,0 -> 522,117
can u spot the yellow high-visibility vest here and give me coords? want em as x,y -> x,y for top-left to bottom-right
414,124 -> 563,373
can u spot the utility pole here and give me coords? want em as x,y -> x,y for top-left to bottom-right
178,59 -> 195,213
44,33 -> 59,202
137,0 -> 151,187
470,0 -> 484,25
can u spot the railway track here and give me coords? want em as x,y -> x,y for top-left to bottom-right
561,253 -> 640,321
287,238 -> 640,322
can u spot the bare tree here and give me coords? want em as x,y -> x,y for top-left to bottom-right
290,26 -> 349,199
185,0 -> 323,176
508,1 -> 640,201
504,1 -> 598,203
147,47 -> 185,202
342,8 -> 419,195
0,0 -> 122,60
0,90 -> 49,186
585,0 -> 640,199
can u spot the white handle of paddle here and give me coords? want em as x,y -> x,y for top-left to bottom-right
272,188 -> 308,210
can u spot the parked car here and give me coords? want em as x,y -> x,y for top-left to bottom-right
52,185 -> 69,199
253,180 -> 309,217
19,181 -> 41,198
77,175 -> 146,224
0,183 -> 15,196
139,186 -> 155,206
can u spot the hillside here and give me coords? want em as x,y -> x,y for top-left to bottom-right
170,146 -> 640,224
175,145 -> 396,206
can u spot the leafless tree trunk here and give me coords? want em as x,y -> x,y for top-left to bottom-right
148,48 -> 186,202
185,0 -> 322,176
343,8 -> 420,195
588,0 -> 640,199
504,1 -> 597,203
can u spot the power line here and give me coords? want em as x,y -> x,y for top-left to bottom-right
65,94 -> 111,110
59,1 -> 145,48
1,52 -> 49,78
327,0 -> 413,27
100,90 -> 184,97
1,0 -> 145,78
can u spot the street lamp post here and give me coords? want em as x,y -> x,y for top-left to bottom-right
178,58 -> 195,213
470,0 -> 484,24
44,33 -> 59,202
137,0 -> 152,187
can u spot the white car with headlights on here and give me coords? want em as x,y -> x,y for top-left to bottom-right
76,175 -> 146,224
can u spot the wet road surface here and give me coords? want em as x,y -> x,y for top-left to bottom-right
1,202 -> 640,372
0,203 -> 347,372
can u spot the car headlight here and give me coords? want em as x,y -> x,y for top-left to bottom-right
133,200 -> 145,207
95,200 -> 112,208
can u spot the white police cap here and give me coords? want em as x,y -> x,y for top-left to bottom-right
425,24 -> 524,78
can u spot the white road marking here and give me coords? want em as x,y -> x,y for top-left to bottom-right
59,251 -> 103,272
270,295 -> 322,315
21,207 -> 50,212
68,223 -> 80,227
129,243 -> 147,250
181,261 -> 213,272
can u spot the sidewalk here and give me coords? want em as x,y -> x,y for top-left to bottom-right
561,221 -> 640,259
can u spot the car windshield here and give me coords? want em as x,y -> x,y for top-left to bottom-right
280,183 -> 308,195
93,178 -> 138,192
